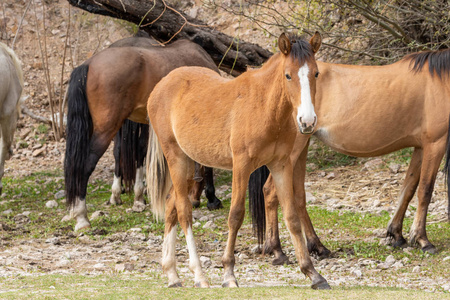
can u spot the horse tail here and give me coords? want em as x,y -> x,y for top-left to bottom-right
445,114 -> 450,221
146,124 -> 171,221
64,64 -> 91,208
248,165 -> 270,244
119,119 -> 138,192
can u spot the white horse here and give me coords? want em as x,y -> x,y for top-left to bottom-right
0,42 -> 23,194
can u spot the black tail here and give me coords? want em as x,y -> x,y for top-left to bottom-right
64,64 -> 91,207
445,114 -> 450,222
119,120 -> 149,192
248,166 -> 270,244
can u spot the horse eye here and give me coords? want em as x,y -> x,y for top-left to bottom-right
285,74 -> 292,81
315,72 -> 319,78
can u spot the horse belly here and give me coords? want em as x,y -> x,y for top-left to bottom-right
177,137 -> 233,170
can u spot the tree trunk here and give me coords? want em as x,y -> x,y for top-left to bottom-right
67,0 -> 272,75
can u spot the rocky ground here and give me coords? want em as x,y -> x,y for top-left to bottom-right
0,0 -> 449,294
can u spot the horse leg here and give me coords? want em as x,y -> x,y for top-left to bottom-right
133,123 -> 149,207
262,176 -> 289,265
0,112 -> 15,195
70,134 -> 112,231
162,190 -> 182,287
190,163 -> 204,208
205,167 -> 223,210
108,130 -> 123,205
292,144 -> 331,258
222,163 -> 250,288
269,160 -> 330,290
387,148 -> 422,248
409,141 -> 446,254
169,154 -> 209,287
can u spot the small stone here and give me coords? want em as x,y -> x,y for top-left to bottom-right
192,210 -> 202,220
132,202 -> 146,212
115,264 -> 126,272
193,221 -> 201,228
352,269 -> 362,278
199,216 -> 209,222
93,263 -> 106,269
442,283 -> 450,291
32,148 -> 45,157
45,237 -> 61,245
377,263 -> 390,270
443,256 -> 450,262
325,172 -> 335,180
91,211 -> 106,220
392,261 -> 404,268
3,209 -> 13,215
389,163 -> 401,174
202,220 -> 217,229
305,192 -> 316,203
364,158 -> 383,170
130,256 -> 139,261
372,228 -> 386,238
412,266 -> 420,273
54,190 -> 65,199
239,253 -> 249,260
128,228 -> 142,233
22,211 -> 31,216
46,200 -> 58,208
200,256 -> 212,268
251,245 -> 262,254
385,255 -> 396,265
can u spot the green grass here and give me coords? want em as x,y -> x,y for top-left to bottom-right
0,274 -> 447,300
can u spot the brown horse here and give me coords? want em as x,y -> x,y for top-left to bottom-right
249,49 -> 450,265
146,33 -> 329,289
65,38 -> 220,230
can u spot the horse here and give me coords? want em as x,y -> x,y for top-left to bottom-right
146,33 -> 329,289
0,42 -> 23,195
249,49 -> 450,265
65,37 -> 222,231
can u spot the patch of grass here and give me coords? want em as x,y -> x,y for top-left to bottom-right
307,138 -> 358,170
0,274 -> 447,299
36,124 -> 49,134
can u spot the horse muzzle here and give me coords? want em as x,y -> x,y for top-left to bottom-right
299,116 -> 317,134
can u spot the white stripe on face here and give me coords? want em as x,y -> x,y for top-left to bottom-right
296,63 -> 317,129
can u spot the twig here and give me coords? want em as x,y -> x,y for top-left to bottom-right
21,106 -> 51,124
12,0 -> 32,50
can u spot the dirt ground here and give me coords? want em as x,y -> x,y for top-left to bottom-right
1,0 -> 449,294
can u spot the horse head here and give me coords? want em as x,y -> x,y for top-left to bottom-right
278,32 -> 321,134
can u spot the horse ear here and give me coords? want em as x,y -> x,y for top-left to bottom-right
278,33 -> 291,56
309,31 -> 322,54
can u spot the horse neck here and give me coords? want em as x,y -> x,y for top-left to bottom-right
245,54 -> 294,122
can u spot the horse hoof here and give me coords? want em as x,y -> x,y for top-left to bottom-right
192,200 -> 201,208
222,280 -> 239,288
422,244 -> 438,254
314,247 -> 331,259
194,281 -> 210,288
74,220 -> 91,232
392,237 -> 407,249
311,279 -> 331,290
272,254 -> 290,266
168,282 -> 183,288
207,198 -> 223,210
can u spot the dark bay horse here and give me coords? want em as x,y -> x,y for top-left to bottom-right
65,37 -> 221,231
0,42 -> 23,194
146,33 -> 329,289
250,49 -> 450,265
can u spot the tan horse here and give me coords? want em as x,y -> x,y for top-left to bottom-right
146,33 -> 330,289
250,49 -> 450,264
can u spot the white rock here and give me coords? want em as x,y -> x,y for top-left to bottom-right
199,216 -> 209,222
90,211 -> 106,220
305,192 -> 316,203
61,215 -> 71,222
46,200 -> 58,208
45,237 -> 60,245
193,221 -> 201,228
372,228 -> 386,238
200,256 -> 211,268
442,283 -> 450,291
192,210 -> 202,220
93,263 -> 106,269
22,211 -> 31,216
128,228 -> 142,233
239,253 -> 249,260
385,255 -> 396,265
352,269 -> 362,278
130,256 -> 139,261
54,190 -> 65,199
442,256 -> 450,262
392,261 -> 404,268
412,266 -> 420,273
202,220 -> 217,229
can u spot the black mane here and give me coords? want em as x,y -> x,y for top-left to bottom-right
406,48 -> 450,78
289,35 -> 314,64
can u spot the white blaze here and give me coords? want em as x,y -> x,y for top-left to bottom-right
296,63 -> 316,128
